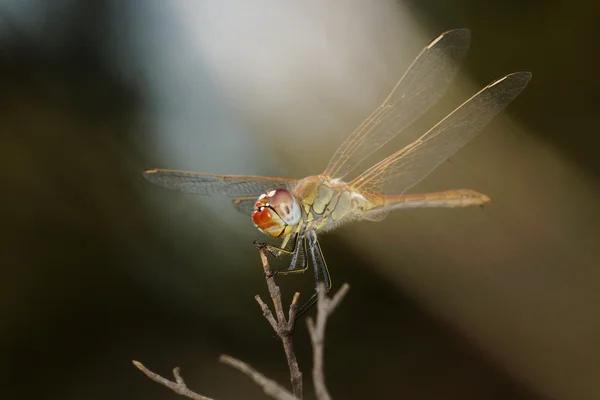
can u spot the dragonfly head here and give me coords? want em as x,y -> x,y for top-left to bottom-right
252,189 -> 301,238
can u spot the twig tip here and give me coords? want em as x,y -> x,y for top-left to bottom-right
132,360 -> 149,374
218,354 -> 230,363
291,292 -> 301,304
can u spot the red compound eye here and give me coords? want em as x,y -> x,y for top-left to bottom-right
252,207 -> 275,229
253,189 -> 300,237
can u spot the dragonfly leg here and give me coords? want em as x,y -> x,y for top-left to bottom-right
253,233 -> 295,258
255,234 -> 309,277
269,237 -> 309,277
295,232 -> 331,320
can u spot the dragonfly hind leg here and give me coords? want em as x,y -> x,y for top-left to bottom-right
295,232 -> 331,320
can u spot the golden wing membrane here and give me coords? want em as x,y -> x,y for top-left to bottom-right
323,28 -> 471,180
351,72 -> 532,196
143,169 -> 297,197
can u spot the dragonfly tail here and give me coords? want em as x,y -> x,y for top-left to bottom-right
364,189 -> 490,220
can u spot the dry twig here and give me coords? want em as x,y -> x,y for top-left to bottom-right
132,360 -> 213,400
220,355 -> 296,400
306,283 -> 350,400
133,248 -> 350,400
254,249 -> 303,398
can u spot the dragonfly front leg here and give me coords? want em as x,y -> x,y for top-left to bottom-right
295,231 -> 331,320
254,233 -> 309,277
253,232 -> 295,258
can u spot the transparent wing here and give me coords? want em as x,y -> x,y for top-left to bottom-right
323,29 -> 471,180
143,169 -> 297,197
231,196 -> 259,216
350,72 -> 532,195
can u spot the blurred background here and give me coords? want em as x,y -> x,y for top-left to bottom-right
1,0 -> 599,399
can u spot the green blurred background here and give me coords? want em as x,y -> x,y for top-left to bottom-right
1,1 -> 599,399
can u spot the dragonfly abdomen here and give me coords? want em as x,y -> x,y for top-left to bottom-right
365,189 -> 490,217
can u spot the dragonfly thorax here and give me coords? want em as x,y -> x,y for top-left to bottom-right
252,189 -> 301,238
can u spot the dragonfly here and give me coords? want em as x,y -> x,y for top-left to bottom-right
144,29 -> 531,318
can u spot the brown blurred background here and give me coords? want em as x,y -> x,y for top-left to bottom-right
1,1 -> 599,399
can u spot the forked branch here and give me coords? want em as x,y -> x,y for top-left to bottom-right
132,361 -> 213,400
133,249 -> 350,400
254,249 -> 303,398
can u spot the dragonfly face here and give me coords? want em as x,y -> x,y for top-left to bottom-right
252,189 -> 301,238
143,28 -> 532,319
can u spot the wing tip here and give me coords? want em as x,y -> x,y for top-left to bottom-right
507,71 -> 533,80
427,28 -> 471,49
444,28 -> 471,38
142,169 -> 160,181
143,169 -> 173,185
488,71 -> 533,88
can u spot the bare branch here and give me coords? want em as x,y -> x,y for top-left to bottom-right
134,251 -> 351,400
288,292 -> 301,322
306,283 -> 351,400
255,249 -> 303,399
220,355 -> 297,400
255,294 -> 279,331
132,360 -> 213,400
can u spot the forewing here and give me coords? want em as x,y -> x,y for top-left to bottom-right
350,72 -> 532,195
323,29 -> 471,180
143,169 -> 297,197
